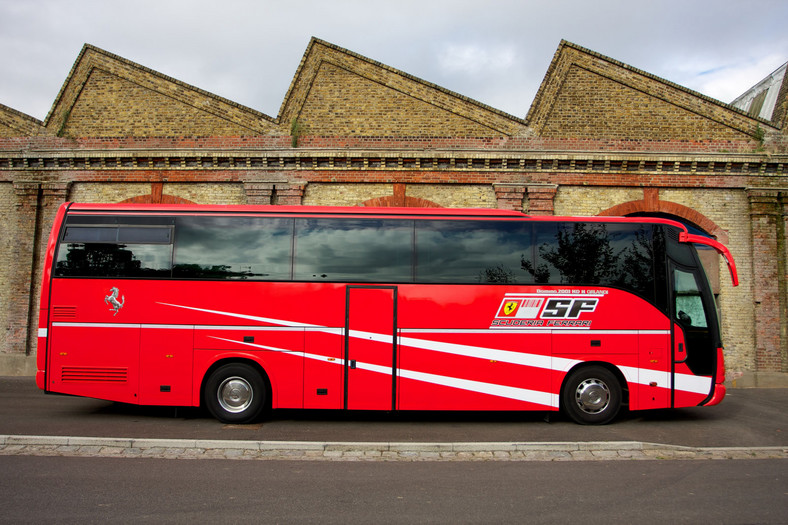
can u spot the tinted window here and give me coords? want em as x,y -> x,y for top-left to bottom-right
526,222 -> 655,301
415,220 -> 534,283
294,218 -> 413,282
173,216 -> 293,280
63,226 -> 172,244
55,241 -> 172,278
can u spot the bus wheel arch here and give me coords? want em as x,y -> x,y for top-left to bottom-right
201,359 -> 272,424
560,363 -> 626,425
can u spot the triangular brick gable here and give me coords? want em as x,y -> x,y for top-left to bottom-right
0,103 -> 47,138
278,38 -> 526,138
527,40 -> 778,141
44,45 -> 278,138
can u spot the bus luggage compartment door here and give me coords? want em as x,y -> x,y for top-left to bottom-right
344,286 -> 397,411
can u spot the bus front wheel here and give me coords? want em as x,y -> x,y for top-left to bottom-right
561,366 -> 622,425
204,363 -> 267,424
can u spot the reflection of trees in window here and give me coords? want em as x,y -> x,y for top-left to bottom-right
521,223 -> 654,300
172,264 -> 267,280
478,263 -> 517,284
56,243 -> 171,277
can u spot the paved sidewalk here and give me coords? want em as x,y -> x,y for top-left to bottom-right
1,435 -> 786,462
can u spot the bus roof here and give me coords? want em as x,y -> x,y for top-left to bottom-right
63,202 -> 684,226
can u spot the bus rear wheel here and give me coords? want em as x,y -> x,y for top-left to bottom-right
561,366 -> 622,425
204,363 -> 267,424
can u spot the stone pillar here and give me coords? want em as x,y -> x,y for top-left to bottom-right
747,189 -> 787,372
782,192 -> 788,373
275,183 -> 306,206
29,183 -> 71,357
493,184 -> 526,211
244,183 -> 274,205
7,182 -> 40,356
526,184 -> 558,216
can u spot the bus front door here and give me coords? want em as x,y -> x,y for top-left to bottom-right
344,286 -> 397,411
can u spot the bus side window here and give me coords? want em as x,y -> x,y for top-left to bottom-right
55,224 -> 173,278
674,268 -> 708,328
294,218 -> 413,282
173,216 -> 293,280
415,220 -> 534,284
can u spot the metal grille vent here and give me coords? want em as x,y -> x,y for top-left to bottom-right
61,367 -> 127,383
52,306 -> 77,319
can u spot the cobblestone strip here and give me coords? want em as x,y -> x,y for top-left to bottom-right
1,435 -> 786,462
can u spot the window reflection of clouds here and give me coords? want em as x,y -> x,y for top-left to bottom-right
174,217 -> 292,279
416,221 -> 533,283
295,219 -> 412,281
130,244 -> 172,271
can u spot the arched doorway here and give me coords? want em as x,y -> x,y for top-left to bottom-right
361,184 -> 441,208
118,182 -> 195,204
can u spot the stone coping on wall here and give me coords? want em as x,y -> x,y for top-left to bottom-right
0,150 -> 784,176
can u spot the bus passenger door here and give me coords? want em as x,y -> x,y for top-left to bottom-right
671,264 -> 717,407
344,286 -> 397,411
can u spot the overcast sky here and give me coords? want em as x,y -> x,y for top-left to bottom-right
1,0 -> 787,122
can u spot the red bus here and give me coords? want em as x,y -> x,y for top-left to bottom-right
37,203 -> 738,424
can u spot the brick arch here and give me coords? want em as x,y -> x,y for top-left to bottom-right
361,183 -> 441,208
598,191 -> 728,243
117,182 -> 195,204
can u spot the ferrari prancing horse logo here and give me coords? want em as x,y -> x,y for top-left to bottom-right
104,287 -> 125,316
502,301 -> 519,315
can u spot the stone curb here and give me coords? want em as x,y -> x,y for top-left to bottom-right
1,435 -> 786,461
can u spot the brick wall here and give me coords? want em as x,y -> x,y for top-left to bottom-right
298,62 -> 501,137
46,45 -> 275,138
541,65 -> 749,141
62,70 -> 258,138
0,182 -> 18,355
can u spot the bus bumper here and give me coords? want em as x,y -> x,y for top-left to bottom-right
703,383 -> 726,406
35,370 -> 46,391
702,347 -> 727,406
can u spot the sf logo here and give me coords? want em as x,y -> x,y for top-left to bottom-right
541,298 -> 598,319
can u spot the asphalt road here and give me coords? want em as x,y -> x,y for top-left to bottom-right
1,455 -> 786,524
1,377 -> 786,448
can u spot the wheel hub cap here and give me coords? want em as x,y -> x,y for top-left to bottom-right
575,378 -> 610,414
218,376 -> 253,413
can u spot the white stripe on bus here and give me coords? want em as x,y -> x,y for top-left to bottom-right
210,336 -> 558,408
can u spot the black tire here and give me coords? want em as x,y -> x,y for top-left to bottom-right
561,365 -> 622,425
204,363 -> 267,424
